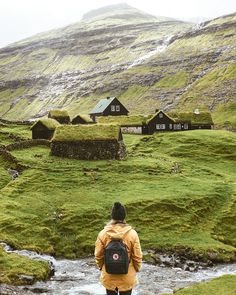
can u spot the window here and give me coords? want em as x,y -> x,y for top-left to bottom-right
169,124 -> 173,129
111,105 -> 115,112
116,105 -> 120,112
156,124 -> 166,130
159,113 -> 163,118
174,123 -> 181,130
184,123 -> 188,130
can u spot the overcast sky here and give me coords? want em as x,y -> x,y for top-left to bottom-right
0,0 -> 235,48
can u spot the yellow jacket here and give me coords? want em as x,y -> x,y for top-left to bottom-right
94,221 -> 142,291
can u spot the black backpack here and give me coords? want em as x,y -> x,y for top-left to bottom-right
104,238 -> 129,274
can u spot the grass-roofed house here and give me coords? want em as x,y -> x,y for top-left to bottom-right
146,110 -> 191,133
51,124 -> 126,160
97,110 -> 190,134
89,97 -> 129,122
169,111 -> 214,130
31,118 -> 60,140
48,109 -> 70,124
71,114 -> 94,125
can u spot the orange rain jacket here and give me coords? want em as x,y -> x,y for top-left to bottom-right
94,221 -> 142,292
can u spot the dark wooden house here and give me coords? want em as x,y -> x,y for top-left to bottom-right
71,114 -> 94,125
31,119 -> 60,140
146,110 -> 191,134
89,97 -> 129,122
51,124 -> 126,160
48,109 -> 70,124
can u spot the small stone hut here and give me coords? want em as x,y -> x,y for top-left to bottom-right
48,109 -> 70,124
71,114 -> 94,125
51,124 -> 126,160
31,118 -> 60,140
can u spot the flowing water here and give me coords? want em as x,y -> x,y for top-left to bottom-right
127,35 -> 174,69
1,242 -> 236,295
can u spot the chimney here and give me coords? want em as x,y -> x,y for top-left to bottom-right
155,109 -> 159,113
107,96 -> 110,99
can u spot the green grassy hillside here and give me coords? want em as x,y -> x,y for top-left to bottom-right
0,125 -> 236,284
0,5 -> 235,128
161,275 -> 236,295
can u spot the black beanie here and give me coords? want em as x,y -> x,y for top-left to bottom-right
111,202 -> 126,221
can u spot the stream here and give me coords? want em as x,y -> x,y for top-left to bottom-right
1,242 -> 236,295
127,35 -> 174,69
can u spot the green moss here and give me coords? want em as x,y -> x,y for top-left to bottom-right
168,112 -> 214,125
98,115 -> 151,125
1,122 -> 236,283
1,124 -> 31,139
72,114 -> 93,123
52,124 -> 121,141
48,109 -> 69,118
0,246 -> 50,285
212,102 -> 236,129
155,71 -> 189,89
31,118 -> 60,130
161,275 -> 236,295
195,63 -> 236,90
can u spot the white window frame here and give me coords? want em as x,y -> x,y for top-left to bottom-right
156,124 -> 166,130
111,105 -> 115,112
159,113 -> 163,118
169,123 -> 173,129
184,123 -> 188,130
116,105 -> 120,112
174,123 -> 181,130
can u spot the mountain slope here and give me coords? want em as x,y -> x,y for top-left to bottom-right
0,5 -> 235,128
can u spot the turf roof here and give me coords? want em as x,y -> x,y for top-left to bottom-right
169,112 -> 214,125
52,124 -> 121,142
31,118 -> 61,130
72,114 -> 93,123
98,115 -> 151,126
48,109 -> 70,118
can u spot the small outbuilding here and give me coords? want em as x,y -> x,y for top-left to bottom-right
31,118 -> 60,140
71,114 -> 94,125
51,124 -> 126,160
89,97 -> 129,122
48,109 -> 70,124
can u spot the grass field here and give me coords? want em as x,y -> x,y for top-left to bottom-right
0,126 -> 236,284
161,275 -> 236,295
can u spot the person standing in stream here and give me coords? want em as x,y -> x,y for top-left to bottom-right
95,202 -> 142,295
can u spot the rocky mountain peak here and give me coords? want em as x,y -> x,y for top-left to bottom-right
82,2 -> 157,21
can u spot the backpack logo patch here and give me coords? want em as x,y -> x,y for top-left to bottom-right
113,253 -> 119,261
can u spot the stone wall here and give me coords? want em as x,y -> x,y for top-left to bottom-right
0,149 -> 27,171
6,139 -> 50,151
0,118 -> 31,125
51,140 -> 126,160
